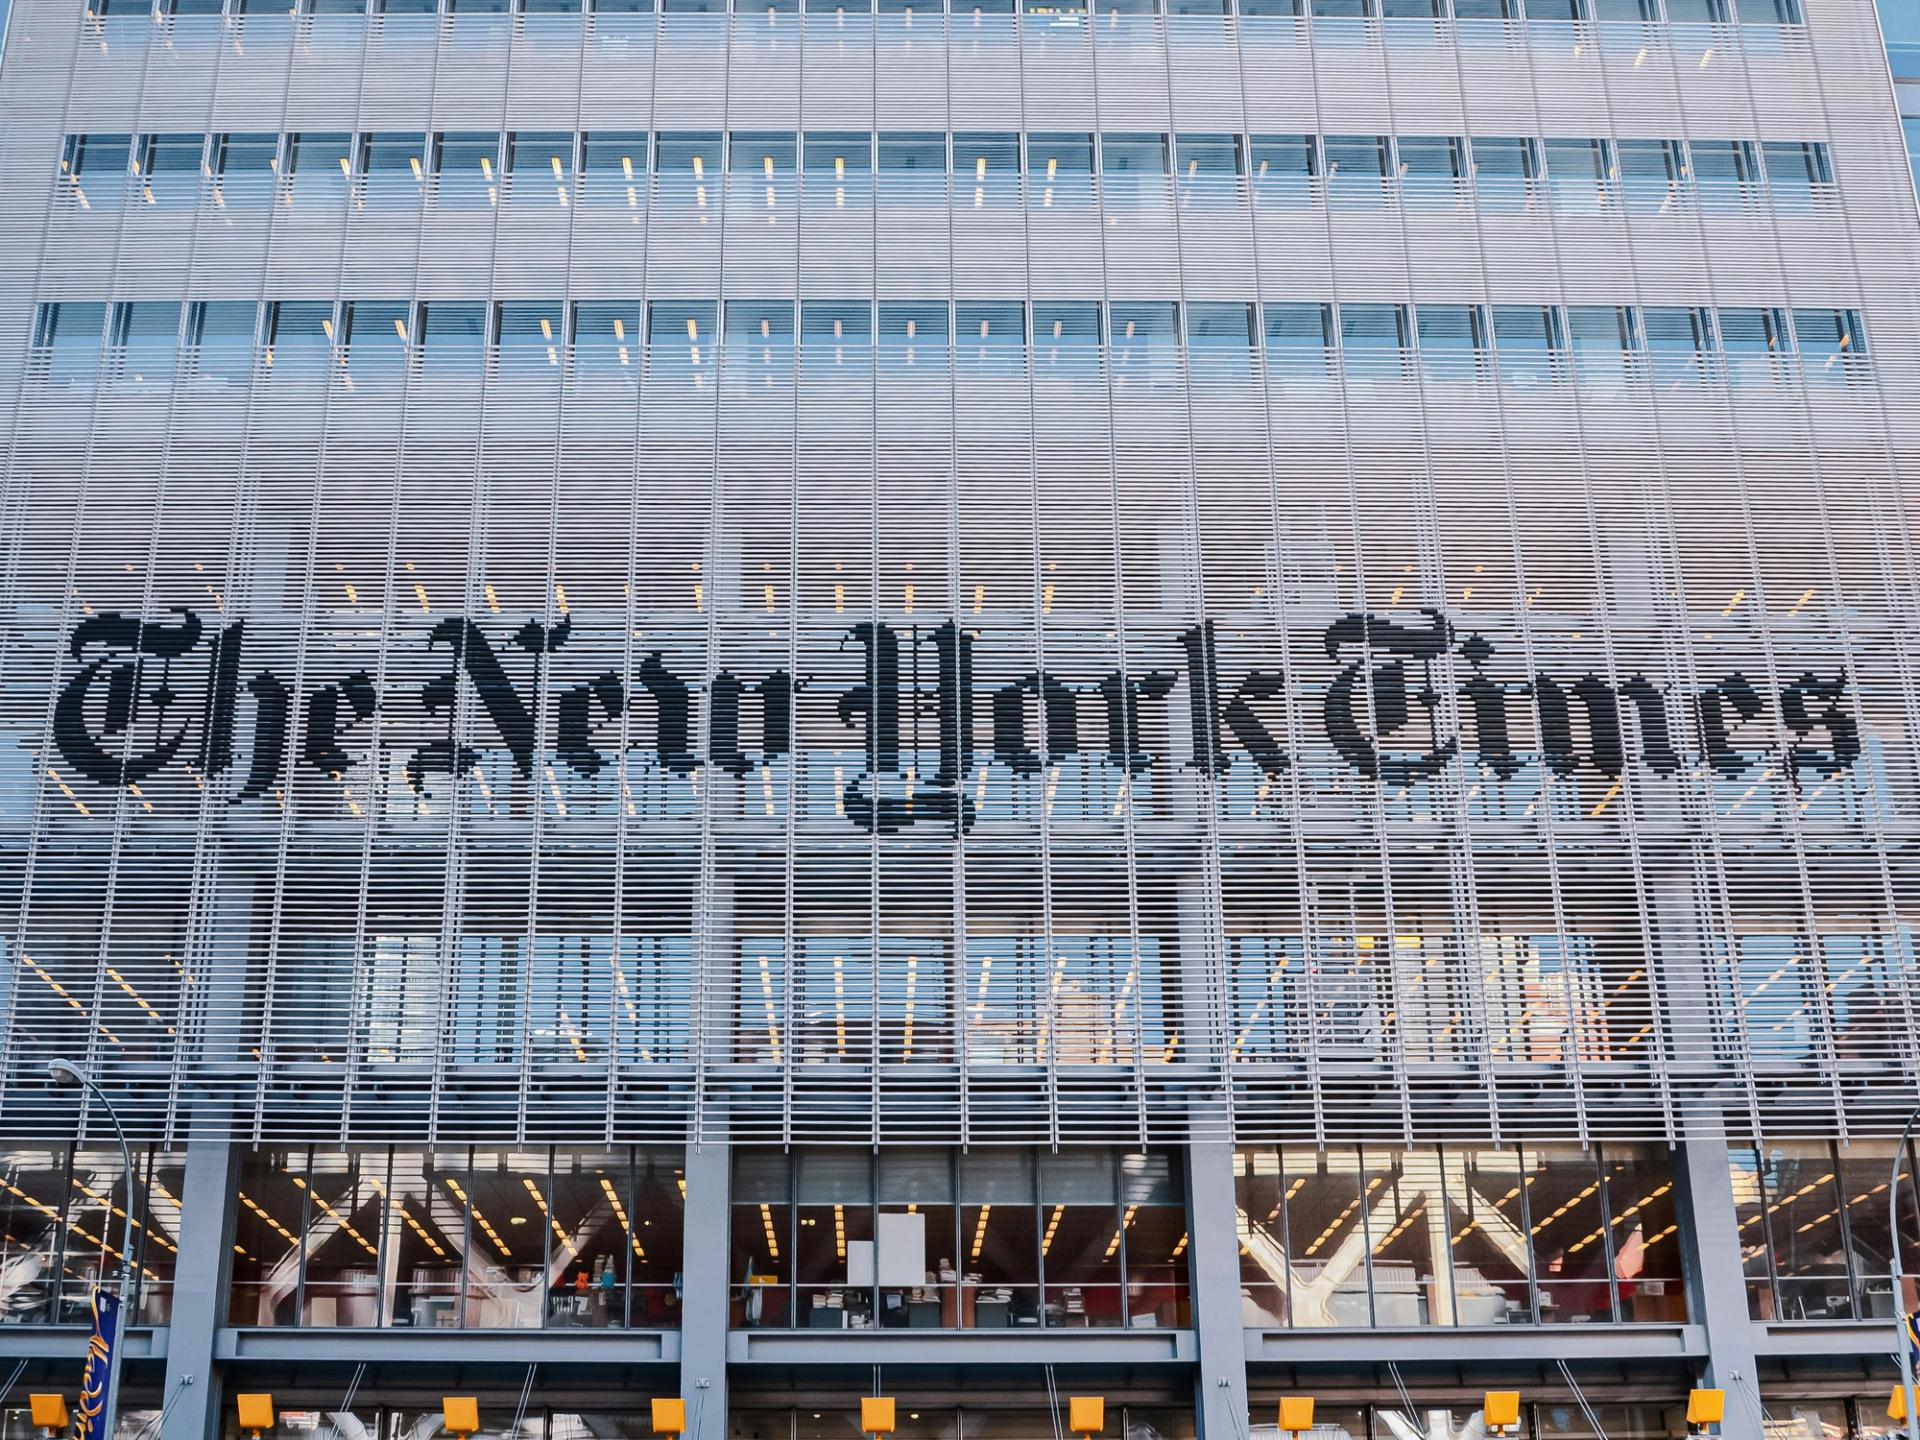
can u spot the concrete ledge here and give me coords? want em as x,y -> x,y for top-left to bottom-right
728,1328 -> 1194,1365
0,1325 -> 168,1361
1245,1324 -> 1702,1365
216,1328 -> 679,1365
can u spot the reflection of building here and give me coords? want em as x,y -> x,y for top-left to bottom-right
1,0 -> 1919,1428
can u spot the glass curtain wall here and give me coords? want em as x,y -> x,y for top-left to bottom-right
1735,1139 -> 1920,1322
1234,1143 -> 1685,1327
227,1146 -> 685,1327
729,1148 -> 1188,1329
0,1144 -> 182,1326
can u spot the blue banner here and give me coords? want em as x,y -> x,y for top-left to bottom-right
76,1288 -> 120,1440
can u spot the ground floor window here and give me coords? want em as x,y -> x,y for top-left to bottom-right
729,1147 -> 1188,1330
228,1145 -> 684,1329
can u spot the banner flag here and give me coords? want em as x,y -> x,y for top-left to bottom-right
76,1288 -> 120,1440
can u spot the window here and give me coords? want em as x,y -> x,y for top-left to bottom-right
575,300 -> 642,372
647,299 -> 713,377
264,300 -> 336,371
107,301 -> 181,386
495,301 -> 566,371
134,133 -> 204,206
1689,139 -> 1759,209
1615,137 -> 1683,209
358,133 -> 427,206
1884,0 -> 1920,72
654,132 -> 718,212
1415,303 -> 1485,378
1110,301 -> 1177,379
284,132 -> 352,208
878,133 -> 948,202
1032,301 -> 1101,377
801,300 -> 872,374
1027,133 -> 1095,208
187,300 -> 258,380
1186,301 -> 1256,378
1262,302 -> 1333,379
505,132 -> 575,206
230,1147 -> 684,1329
1565,304 -> 1639,388
1101,132 -> 1170,210
1643,305 -> 1716,383
211,132 -> 279,207
803,133 -> 872,208
31,302 -> 107,381
1792,308 -> 1866,379
1396,135 -> 1466,201
1763,140 -> 1833,210
59,134 -> 131,208
955,300 -> 1026,378
1544,137 -> 1609,211
727,299 -> 796,378
580,131 -> 648,210
340,300 -> 414,372
733,132 -> 796,217
1323,134 -> 1390,202
953,133 -> 1021,208
878,301 -> 948,373
1175,134 -> 1242,206
416,301 -> 486,372
1491,304 -> 1563,385
1471,136 -> 1538,208
1249,134 -> 1317,204
1718,305 -> 1790,383
432,132 -> 500,208
1338,301 -> 1409,376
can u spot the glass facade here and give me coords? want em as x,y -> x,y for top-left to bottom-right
1235,1143 -> 1684,1328
226,1146 -> 685,1327
729,1147 -> 1187,1329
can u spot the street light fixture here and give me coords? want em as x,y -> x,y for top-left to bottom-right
47,1059 -> 135,1440
1889,1105 -> 1920,1440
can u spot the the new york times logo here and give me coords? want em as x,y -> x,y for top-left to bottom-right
50,605 -> 1860,831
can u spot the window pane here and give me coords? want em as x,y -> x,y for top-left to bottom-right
955,301 -> 1025,377
135,132 -> 203,206
212,132 -> 279,206
1599,1143 -> 1685,1322
34,302 -> 107,380
576,300 -> 642,372
495,300 -> 566,371
1526,1145 -> 1614,1322
1283,1145 -> 1369,1326
878,301 -> 949,372
1757,1141 -> 1850,1320
286,132 -> 352,207
1448,1147 -> 1532,1324
301,1150 -> 388,1327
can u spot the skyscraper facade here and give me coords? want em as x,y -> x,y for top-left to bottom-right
0,0 -> 1916,1435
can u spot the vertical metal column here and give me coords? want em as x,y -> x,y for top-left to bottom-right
1185,1141 -> 1248,1440
679,1140 -> 731,1440
160,1141 -> 240,1440
1674,1113 -> 1761,1418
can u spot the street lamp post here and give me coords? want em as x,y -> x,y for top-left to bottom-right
1889,1106 -> 1920,1440
48,1059 -> 135,1440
